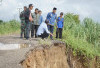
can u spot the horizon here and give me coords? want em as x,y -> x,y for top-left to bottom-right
0,0 -> 100,23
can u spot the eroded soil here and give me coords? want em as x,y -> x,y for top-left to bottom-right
0,34 -> 100,68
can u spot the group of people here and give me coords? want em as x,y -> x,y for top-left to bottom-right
20,4 -> 64,40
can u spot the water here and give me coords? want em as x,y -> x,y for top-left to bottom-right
0,43 -> 31,50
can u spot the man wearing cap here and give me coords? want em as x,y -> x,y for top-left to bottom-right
32,8 -> 40,38
20,6 -> 27,38
24,4 -> 33,39
46,7 -> 57,40
36,20 -> 53,39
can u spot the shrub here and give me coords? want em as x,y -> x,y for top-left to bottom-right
62,13 -> 100,58
0,20 -> 20,35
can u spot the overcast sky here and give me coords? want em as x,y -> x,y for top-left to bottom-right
0,0 -> 100,22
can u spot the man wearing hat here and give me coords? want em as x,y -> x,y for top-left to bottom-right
36,20 -> 53,39
24,4 -> 33,39
46,7 -> 57,40
20,6 -> 27,38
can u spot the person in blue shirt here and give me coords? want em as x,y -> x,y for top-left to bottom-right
38,10 -> 43,24
46,7 -> 57,40
56,12 -> 64,39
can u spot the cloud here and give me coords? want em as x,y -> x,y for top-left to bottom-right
0,0 -> 100,22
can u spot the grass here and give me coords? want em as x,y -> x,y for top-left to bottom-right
61,13 -> 100,58
0,20 -> 20,35
0,14 -> 99,58
39,39 -> 52,46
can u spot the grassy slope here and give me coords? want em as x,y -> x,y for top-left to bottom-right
62,13 -> 100,58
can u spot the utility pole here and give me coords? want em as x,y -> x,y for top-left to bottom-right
0,0 -> 2,6
17,8 -> 22,21
17,8 -> 22,15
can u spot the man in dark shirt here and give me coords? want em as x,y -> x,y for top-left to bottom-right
24,4 -> 33,39
20,6 -> 27,38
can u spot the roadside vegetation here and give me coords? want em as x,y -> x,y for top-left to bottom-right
0,20 -> 20,35
62,13 -> 100,58
0,13 -> 100,58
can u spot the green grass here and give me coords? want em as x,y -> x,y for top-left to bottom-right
0,14 -> 100,58
0,20 -> 20,35
61,13 -> 100,58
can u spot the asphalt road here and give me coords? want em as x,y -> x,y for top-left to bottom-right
0,35 -> 39,68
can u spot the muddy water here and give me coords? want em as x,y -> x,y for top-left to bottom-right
0,43 -> 31,50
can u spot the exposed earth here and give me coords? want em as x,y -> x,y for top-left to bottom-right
0,34 -> 99,68
0,34 -> 67,68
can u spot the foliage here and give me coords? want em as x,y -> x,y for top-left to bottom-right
62,13 -> 100,58
0,20 -> 3,24
39,39 -> 52,46
0,20 -> 20,35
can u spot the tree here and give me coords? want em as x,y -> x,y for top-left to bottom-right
0,20 -> 3,24
64,13 -> 80,24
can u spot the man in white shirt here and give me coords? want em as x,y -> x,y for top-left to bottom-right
37,20 -> 53,39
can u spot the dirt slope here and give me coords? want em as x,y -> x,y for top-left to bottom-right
22,43 -> 69,68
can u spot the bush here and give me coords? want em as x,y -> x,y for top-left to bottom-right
0,20 -> 20,35
0,20 -> 3,24
62,13 -> 100,58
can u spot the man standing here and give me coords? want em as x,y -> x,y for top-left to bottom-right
56,12 -> 64,39
46,7 -> 57,40
32,8 -> 40,38
24,4 -> 33,40
20,6 -> 27,38
36,20 -> 53,39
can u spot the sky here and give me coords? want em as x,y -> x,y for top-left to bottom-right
0,0 -> 100,22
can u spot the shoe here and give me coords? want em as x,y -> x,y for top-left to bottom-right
50,38 -> 54,40
59,37 -> 62,39
20,37 -> 23,38
26,37 -> 29,40
24,36 -> 26,38
35,36 -> 37,38
26,38 -> 29,40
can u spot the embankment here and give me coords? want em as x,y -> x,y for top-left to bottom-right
0,35 -> 99,68
21,41 -> 100,68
